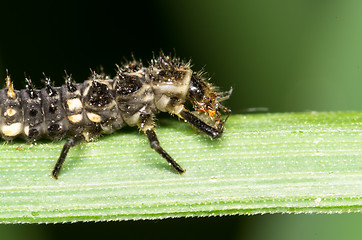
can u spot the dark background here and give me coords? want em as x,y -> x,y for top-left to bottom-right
0,0 -> 361,239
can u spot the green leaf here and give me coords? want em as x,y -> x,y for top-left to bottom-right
0,112 -> 361,223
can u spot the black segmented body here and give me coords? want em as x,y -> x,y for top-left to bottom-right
1,53 -> 232,179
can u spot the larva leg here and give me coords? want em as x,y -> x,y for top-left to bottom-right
144,128 -> 185,174
52,135 -> 84,179
179,109 -> 225,139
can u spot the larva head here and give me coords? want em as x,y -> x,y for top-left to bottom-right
187,72 -> 232,125
150,52 -> 231,122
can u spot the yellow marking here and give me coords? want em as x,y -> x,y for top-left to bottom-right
67,98 -> 83,111
155,95 -> 170,112
82,131 -> 91,142
2,122 -> 22,137
6,74 -> 16,99
68,114 -> 83,123
208,110 -> 216,118
4,108 -> 16,117
173,104 -> 183,115
24,126 -> 29,136
125,110 -> 142,126
86,112 -> 102,123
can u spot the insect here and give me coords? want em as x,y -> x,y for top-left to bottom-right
1,53 -> 231,179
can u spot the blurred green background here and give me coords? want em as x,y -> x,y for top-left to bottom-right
0,0 -> 361,239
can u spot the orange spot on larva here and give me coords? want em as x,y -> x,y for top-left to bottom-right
208,110 -> 215,117
6,74 -> 16,99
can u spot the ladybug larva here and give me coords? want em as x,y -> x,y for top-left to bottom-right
1,53 -> 232,179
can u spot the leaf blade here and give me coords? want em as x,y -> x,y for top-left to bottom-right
0,112 -> 361,223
